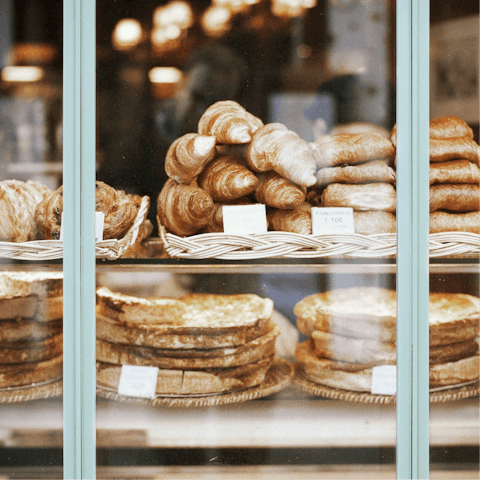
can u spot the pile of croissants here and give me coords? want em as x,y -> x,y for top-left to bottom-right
158,100 -> 480,237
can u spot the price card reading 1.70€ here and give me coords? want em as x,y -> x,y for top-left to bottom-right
312,207 -> 355,235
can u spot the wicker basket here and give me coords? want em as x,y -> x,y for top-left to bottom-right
0,196 -> 150,261
159,226 -> 479,260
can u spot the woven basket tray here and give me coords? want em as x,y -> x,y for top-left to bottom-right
160,227 -> 479,260
0,196 -> 150,261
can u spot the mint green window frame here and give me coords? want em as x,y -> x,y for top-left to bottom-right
61,0 -> 431,478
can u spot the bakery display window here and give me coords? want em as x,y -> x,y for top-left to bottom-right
0,1 -> 64,478
0,0 -> 478,479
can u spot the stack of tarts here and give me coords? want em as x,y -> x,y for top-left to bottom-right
0,272 -> 63,396
95,287 -> 292,403
294,287 -> 479,398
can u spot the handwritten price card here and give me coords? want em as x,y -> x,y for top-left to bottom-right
312,207 -> 355,235
223,204 -> 268,235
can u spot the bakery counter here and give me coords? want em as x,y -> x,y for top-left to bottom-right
0,389 -> 477,450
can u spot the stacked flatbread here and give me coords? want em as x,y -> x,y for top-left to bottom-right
312,133 -> 397,235
96,287 -> 280,396
425,116 -> 480,234
294,287 -> 479,392
0,272 -> 63,389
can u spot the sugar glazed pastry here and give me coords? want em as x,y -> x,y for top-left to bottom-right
0,179 -> 52,242
35,181 -> 143,240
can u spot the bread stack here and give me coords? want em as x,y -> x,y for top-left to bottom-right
95,287 -> 281,396
0,272 -> 63,389
157,100 -> 318,236
426,116 -> 479,234
294,287 -> 479,392
312,133 -> 397,235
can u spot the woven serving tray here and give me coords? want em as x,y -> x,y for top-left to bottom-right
0,196 -> 150,261
0,378 -> 63,403
160,226 -> 480,260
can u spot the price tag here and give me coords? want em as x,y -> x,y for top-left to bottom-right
118,365 -> 159,399
311,207 -> 355,235
60,212 -> 104,241
371,365 -> 397,395
222,204 -> 268,235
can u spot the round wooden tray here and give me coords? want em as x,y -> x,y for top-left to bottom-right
0,377 -> 62,403
96,357 -> 294,408
294,369 -> 479,404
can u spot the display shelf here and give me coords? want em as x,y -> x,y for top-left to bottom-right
0,389 -> 477,450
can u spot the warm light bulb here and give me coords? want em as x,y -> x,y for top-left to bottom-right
148,67 -> 183,84
112,19 -> 143,50
201,6 -> 232,37
1,66 -> 44,82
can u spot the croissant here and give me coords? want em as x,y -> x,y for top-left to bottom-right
197,154 -> 258,202
315,159 -> 396,188
429,160 -> 480,185
0,179 -> 52,242
353,211 -> 397,235
429,184 -> 480,213
198,100 -> 264,144
267,202 -> 312,235
314,133 -> 395,168
35,181 -> 142,240
255,171 -> 306,209
246,123 -> 317,188
157,178 -> 214,236
164,133 -> 217,184
429,137 -> 480,165
392,116 -> 474,146
202,197 -> 252,233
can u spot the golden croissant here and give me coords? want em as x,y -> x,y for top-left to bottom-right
197,154 -> 258,202
35,181 -> 143,240
198,100 -> 264,144
429,137 -> 480,165
255,171 -> 306,209
267,202 -> 312,235
246,123 -> 317,188
0,179 -> 52,242
157,178 -> 214,236
165,133 -> 217,184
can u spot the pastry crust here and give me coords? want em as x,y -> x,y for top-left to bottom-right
35,181 -> 142,240
315,159 -> 396,188
0,179 -> 52,242
429,137 -> 480,165
314,133 -> 395,168
0,333 -> 63,365
0,355 -> 62,389
353,211 -> 396,235
429,211 -> 480,234
267,202 -> 312,235
320,183 -> 396,212
429,184 -> 480,213
429,160 -> 480,185
255,171 -> 306,209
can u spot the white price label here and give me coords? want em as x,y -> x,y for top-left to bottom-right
371,365 -> 397,395
118,365 -> 159,399
222,204 -> 268,235
60,212 -> 105,241
311,207 -> 355,235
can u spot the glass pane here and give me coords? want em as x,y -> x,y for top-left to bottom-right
95,1 -> 398,478
429,1 -> 480,478
0,1 -> 63,478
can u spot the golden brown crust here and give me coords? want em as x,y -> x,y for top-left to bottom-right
429,211 -> 480,234
0,179 -> 52,242
429,184 -> 480,213
197,155 -> 258,202
35,181 -> 142,240
164,133 -> 217,184
96,325 -> 278,369
156,178 -> 214,236
429,137 -> 480,165
314,133 -> 395,168
246,123 -> 317,188
255,171 -> 306,209
429,160 -> 480,185
320,183 -> 397,212
0,333 -> 62,364
96,356 -> 273,396
198,100 -> 263,144
0,318 -> 62,342
0,355 -> 62,388
353,211 -> 396,235
0,272 -> 63,300
315,159 -> 396,188
266,202 -> 312,235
